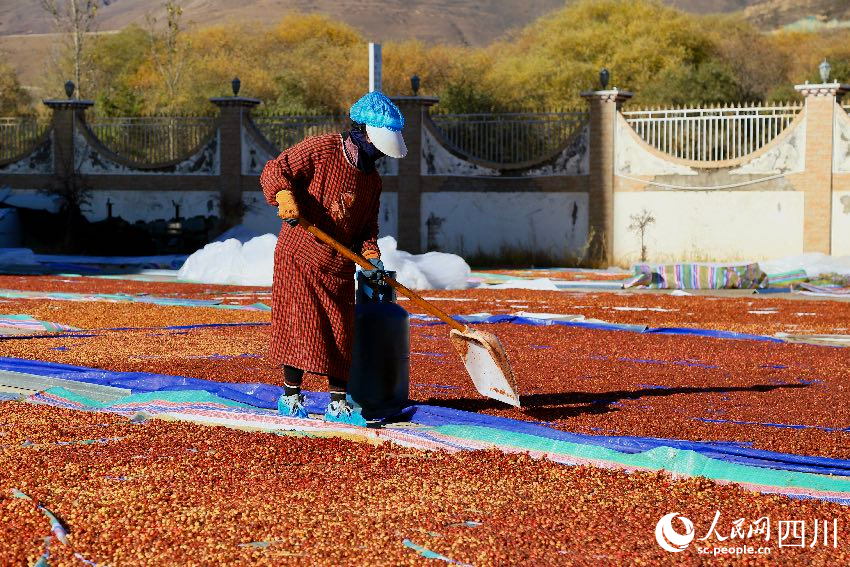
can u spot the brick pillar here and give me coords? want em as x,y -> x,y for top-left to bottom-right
391,96 -> 438,253
42,98 -> 94,179
794,82 -> 849,254
580,89 -> 632,265
210,96 -> 261,229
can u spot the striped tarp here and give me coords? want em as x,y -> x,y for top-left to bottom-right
796,283 -> 850,296
27,387 -> 850,505
0,314 -> 79,334
627,262 -> 768,290
0,289 -> 270,311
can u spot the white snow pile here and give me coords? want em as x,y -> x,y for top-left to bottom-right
178,234 -> 277,286
213,224 -> 261,244
759,253 -> 850,278
378,236 -> 470,290
177,234 -> 472,290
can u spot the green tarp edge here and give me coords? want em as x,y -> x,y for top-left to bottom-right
35,387 -> 850,495
41,386 -> 255,409
435,424 -> 850,494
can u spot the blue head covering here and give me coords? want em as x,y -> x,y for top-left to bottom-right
349,92 -> 405,131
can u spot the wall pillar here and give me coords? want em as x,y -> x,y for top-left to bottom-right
42,98 -> 94,180
794,82 -> 849,254
391,96 -> 438,253
580,88 -> 632,265
210,95 -> 261,229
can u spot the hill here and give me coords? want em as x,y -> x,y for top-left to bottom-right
4,0 -> 850,44
744,0 -> 850,30
3,0 -> 568,46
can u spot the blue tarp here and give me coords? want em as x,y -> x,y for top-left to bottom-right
34,254 -> 188,269
408,405 -> 850,477
417,313 -> 785,343
4,356 -> 850,478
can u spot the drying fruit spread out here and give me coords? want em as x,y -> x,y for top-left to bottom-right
2,275 -> 849,564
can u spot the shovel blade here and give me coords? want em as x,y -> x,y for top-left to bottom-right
449,327 -> 521,407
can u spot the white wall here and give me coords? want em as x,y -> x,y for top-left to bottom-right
86,191 -> 220,223
420,192 -> 589,260
1,189 -> 60,213
833,191 -> 850,256
3,188 -> 221,223
377,192 -> 397,238
613,191 -> 804,266
241,191 -> 398,239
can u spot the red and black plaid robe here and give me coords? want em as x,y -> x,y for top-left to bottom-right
260,134 -> 382,379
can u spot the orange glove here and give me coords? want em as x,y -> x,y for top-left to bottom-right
275,190 -> 299,227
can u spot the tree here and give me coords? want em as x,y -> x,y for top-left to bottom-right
40,0 -> 100,98
0,63 -> 31,115
146,0 -> 188,113
628,209 -> 656,263
703,16 -> 788,103
641,60 -> 748,106
88,25 -> 149,116
484,0 -> 717,109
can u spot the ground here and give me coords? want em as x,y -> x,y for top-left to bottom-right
1,273 -> 850,565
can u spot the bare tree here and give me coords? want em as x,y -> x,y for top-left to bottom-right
146,1 -> 188,109
39,0 -> 100,98
628,209 -> 656,263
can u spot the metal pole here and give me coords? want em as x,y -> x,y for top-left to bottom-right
369,43 -> 382,93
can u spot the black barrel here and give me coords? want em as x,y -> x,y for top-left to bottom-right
348,270 -> 410,419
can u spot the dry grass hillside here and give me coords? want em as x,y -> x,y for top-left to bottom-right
3,0 -> 847,42
745,0 -> 850,29
1,0 -> 564,91
2,0 -> 566,45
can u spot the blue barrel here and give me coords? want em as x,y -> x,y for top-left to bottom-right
348,270 -> 410,419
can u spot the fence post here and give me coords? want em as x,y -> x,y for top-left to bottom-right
581,88 -> 632,265
210,94 -> 261,229
42,95 -> 94,182
391,96 -> 438,253
794,82 -> 849,254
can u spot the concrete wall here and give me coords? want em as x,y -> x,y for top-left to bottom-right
3,89 -> 849,264
87,190 -> 220,224
610,94 -> 847,265
421,192 -> 589,259
834,190 -> 850,256
0,187 -> 220,225
241,190 -> 398,240
613,191 -> 804,265
0,188 -> 59,213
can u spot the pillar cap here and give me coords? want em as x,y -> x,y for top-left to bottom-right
42,99 -> 94,110
580,89 -> 634,102
794,82 -> 850,98
209,96 -> 262,107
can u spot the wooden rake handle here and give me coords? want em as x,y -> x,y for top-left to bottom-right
298,219 -> 467,333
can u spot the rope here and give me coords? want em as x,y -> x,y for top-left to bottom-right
616,172 -> 787,191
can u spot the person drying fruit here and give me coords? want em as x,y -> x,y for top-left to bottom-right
259,91 -> 406,426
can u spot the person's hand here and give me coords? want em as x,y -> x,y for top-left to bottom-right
275,190 -> 299,227
361,258 -> 385,278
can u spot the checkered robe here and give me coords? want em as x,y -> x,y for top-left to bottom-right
260,134 -> 382,379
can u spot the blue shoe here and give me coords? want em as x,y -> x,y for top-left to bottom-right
277,393 -> 308,418
324,399 -> 367,427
